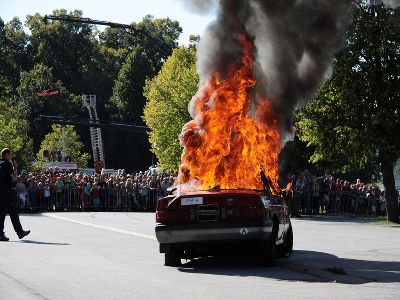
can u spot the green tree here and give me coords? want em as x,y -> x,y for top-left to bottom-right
16,64 -> 81,149
26,9 -> 130,123
26,9 -> 98,94
143,46 -> 198,172
0,17 -> 30,95
37,124 -> 90,167
295,4 -> 400,222
99,27 -> 134,50
188,34 -> 200,49
134,15 -> 182,70
104,46 -> 154,170
105,16 -> 182,171
1,10 -> 183,171
0,101 -> 33,168
108,15 -> 183,122
109,46 -> 153,123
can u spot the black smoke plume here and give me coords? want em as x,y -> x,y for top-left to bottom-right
381,0 -> 400,8
184,0 -> 355,138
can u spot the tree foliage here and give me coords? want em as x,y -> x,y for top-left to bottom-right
104,16 -> 182,170
0,8 -> 191,171
295,3 -> 400,222
0,9 -> 184,171
37,124 -> 90,167
109,46 -> 153,122
0,17 -> 29,96
26,9 -> 98,94
143,46 -> 198,172
133,15 -> 182,70
16,64 -> 81,148
0,101 -> 33,168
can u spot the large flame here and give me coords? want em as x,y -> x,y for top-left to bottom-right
178,36 -> 281,192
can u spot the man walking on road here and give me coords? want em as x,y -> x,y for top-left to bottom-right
0,148 -> 30,241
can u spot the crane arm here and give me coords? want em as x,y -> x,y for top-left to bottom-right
43,15 -> 172,56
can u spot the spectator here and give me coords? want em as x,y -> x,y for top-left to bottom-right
28,176 -> 38,209
303,174 -> 313,214
379,191 -> 386,217
11,168 -> 393,218
295,176 -> 304,211
139,179 -> 149,209
92,183 -> 100,208
341,181 -> 352,213
398,191 -> 400,208
44,180 -> 52,211
148,176 -> 156,209
161,177 -> 171,197
54,177 -> 64,210
16,179 -> 28,209
312,178 -> 320,214
83,182 -> 92,210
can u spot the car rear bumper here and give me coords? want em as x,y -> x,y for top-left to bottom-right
155,220 -> 273,244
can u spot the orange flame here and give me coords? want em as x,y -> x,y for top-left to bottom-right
178,35 -> 281,192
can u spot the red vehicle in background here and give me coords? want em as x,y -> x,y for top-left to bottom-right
155,175 -> 293,267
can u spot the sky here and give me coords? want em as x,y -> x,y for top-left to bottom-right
0,0 -> 216,45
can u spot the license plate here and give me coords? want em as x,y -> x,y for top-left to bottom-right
181,197 -> 203,206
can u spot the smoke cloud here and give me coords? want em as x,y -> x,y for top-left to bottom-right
180,0 -> 219,14
382,0 -> 400,8
184,0 -> 355,137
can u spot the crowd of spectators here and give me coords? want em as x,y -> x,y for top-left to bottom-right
288,172 -> 400,217
13,168 -> 177,212
13,167 -> 400,217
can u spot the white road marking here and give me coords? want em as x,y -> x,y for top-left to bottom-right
43,213 -> 157,241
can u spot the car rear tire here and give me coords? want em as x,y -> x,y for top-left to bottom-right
164,249 -> 181,267
261,230 -> 277,266
278,224 -> 293,258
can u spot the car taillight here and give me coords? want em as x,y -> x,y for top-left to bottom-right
156,198 -> 169,223
157,198 -> 169,211
156,211 -> 165,223
156,197 -> 191,223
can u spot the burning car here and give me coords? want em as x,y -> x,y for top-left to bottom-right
155,174 -> 293,267
155,32 -> 296,267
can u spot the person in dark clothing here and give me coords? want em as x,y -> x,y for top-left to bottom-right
0,148 -> 30,241
285,175 -> 299,217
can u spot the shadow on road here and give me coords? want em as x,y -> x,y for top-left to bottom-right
178,250 -> 400,284
179,254 -> 316,282
293,215 -> 385,223
19,240 -> 70,246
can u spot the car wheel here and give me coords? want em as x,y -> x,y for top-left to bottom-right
261,230 -> 277,266
164,249 -> 181,267
278,224 -> 293,258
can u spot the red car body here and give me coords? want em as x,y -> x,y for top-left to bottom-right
155,189 -> 293,266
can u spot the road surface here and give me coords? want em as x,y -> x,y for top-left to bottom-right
0,212 -> 399,299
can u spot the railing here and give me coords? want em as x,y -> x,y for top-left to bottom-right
14,185 -> 389,217
14,187 -> 166,213
293,188 -> 387,217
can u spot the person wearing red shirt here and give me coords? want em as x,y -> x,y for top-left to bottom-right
92,183 -> 100,209
341,181 -> 352,213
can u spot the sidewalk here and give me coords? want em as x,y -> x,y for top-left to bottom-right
284,216 -> 400,284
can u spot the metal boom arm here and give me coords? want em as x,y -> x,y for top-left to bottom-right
43,15 -> 172,56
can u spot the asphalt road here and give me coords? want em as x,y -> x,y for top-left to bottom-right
0,212 -> 399,300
